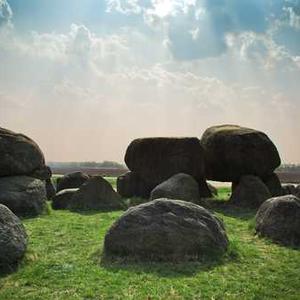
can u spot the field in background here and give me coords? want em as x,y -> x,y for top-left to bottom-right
1,182 -> 300,299
276,171 -> 300,184
51,167 -> 300,184
51,167 -> 128,177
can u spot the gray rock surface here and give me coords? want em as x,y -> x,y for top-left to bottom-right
263,173 -> 283,197
51,188 -> 78,210
30,165 -> 52,180
0,176 -> 47,217
255,195 -> 300,246
201,125 -> 281,182
69,176 -> 123,211
0,204 -> 28,273
117,171 -> 152,199
230,175 -> 271,208
0,127 -> 46,178
124,137 -> 206,188
45,179 -> 56,200
150,173 -> 202,204
56,171 -> 89,192
104,198 -> 228,261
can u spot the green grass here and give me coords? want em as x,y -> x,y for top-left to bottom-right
1,179 -> 300,299
104,177 -> 117,190
215,186 -> 232,200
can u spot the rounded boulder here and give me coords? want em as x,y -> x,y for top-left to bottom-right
104,198 -> 228,261
255,195 -> 300,246
0,127 -> 46,177
201,125 -> 281,182
51,188 -> 79,210
150,173 -> 202,204
0,204 -> 28,273
69,176 -> 123,211
230,175 -> 271,209
0,176 -> 47,217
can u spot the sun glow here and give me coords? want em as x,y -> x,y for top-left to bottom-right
152,0 -> 177,17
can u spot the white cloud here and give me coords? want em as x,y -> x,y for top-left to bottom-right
106,0 -> 142,15
284,5 -> 300,30
106,0 -> 300,61
226,31 -> 299,71
1,7 -> 300,163
0,0 -> 12,26
106,0 -> 197,17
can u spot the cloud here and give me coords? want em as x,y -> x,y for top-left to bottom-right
165,0 -> 276,60
271,1 -> 300,56
225,31 -> 299,71
0,0 -> 12,27
3,51 -> 299,162
106,0 -> 143,15
1,3 -> 300,163
105,0 -> 300,61
283,0 -> 300,29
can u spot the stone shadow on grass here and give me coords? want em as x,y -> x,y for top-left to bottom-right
207,199 -> 256,221
100,257 -> 237,278
96,246 -> 240,278
64,196 -> 149,215
67,208 -> 125,216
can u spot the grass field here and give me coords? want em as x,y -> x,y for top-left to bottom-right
0,179 -> 300,299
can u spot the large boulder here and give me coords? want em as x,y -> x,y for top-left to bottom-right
0,127 -> 47,178
230,175 -> 271,209
201,125 -> 281,182
56,171 -> 89,192
0,204 -> 28,273
104,198 -> 228,261
69,176 -> 123,211
125,137 -> 206,187
262,173 -> 283,197
51,188 -> 78,210
0,176 -> 47,217
150,173 -> 202,204
255,195 -> 300,246
117,171 -> 152,199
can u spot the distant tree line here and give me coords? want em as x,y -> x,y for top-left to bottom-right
47,161 -> 299,172
277,164 -> 300,173
47,161 -> 126,169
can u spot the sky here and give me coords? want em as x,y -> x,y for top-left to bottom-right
0,0 -> 299,164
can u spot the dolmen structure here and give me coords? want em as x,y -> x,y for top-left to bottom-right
111,124 -> 300,250
1,123 -> 299,271
116,125 -> 286,208
117,137 -> 211,200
